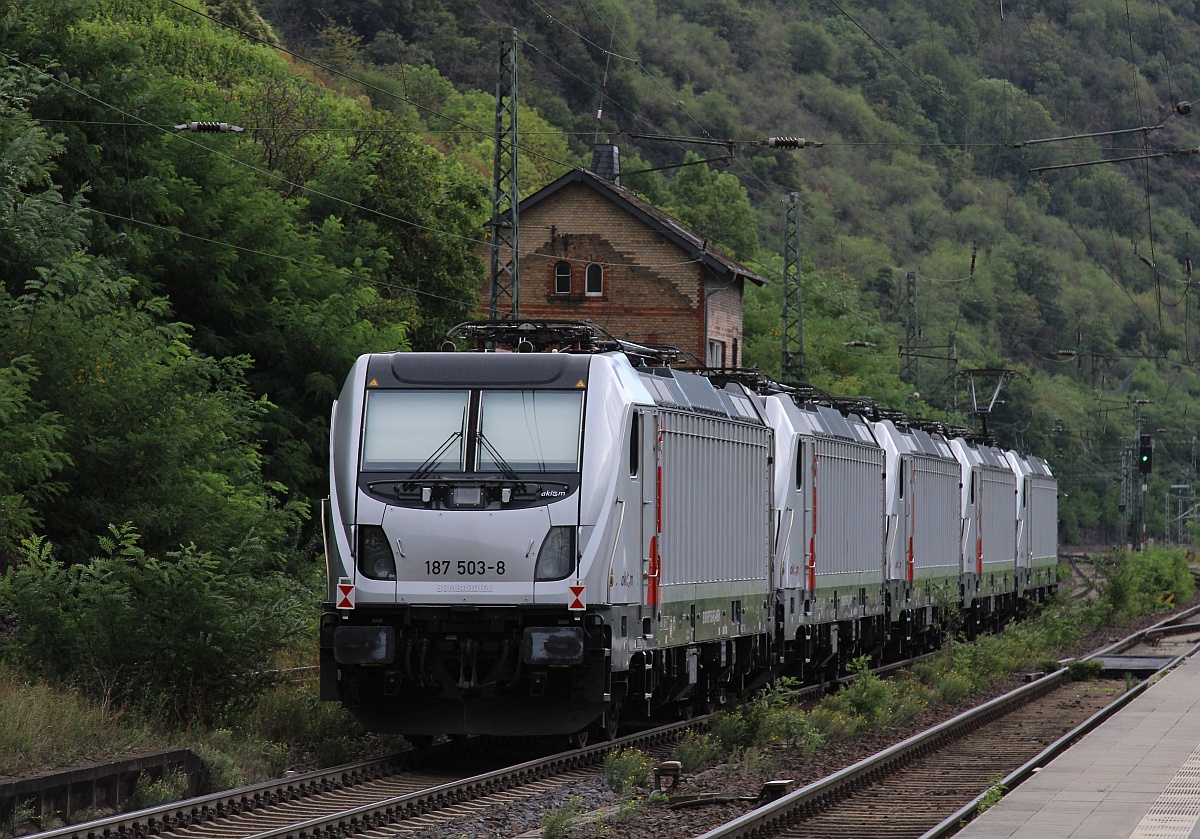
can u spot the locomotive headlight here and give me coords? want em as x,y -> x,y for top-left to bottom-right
534,526 -> 576,581
357,525 -> 397,580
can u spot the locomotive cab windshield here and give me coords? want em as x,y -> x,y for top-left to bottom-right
359,387 -> 584,510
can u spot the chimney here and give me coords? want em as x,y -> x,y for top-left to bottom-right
591,143 -> 620,186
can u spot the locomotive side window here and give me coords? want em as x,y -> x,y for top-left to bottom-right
361,390 -> 468,471
477,390 -> 583,472
629,412 -> 640,477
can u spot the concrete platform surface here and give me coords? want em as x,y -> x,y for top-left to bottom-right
956,649 -> 1200,839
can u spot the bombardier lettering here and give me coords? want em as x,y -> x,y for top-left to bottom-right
541,489 -> 567,497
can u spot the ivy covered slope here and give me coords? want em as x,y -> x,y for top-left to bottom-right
262,0 -> 1200,543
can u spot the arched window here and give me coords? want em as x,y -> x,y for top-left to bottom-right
554,261 -> 572,294
585,262 -> 604,296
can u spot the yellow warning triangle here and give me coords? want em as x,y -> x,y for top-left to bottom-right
368,378 -> 378,387
576,380 -> 586,388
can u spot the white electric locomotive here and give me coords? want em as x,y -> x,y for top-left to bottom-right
320,322 -> 1058,740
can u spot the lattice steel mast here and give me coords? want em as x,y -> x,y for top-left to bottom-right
489,28 -> 520,319
781,192 -> 804,382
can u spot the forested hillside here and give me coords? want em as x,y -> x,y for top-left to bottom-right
2,0 -> 1200,723
259,0 -> 1200,544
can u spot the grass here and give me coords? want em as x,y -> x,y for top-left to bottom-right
0,668 -> 397,796
0,669 -> 158,778
674,549 -> 1197,775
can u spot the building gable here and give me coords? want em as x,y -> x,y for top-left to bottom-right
479,167 -> 763,366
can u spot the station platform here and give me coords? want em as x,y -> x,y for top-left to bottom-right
956,647 -> 1200,838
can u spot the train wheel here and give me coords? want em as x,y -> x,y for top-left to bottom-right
568,728 -> 590,749
602,703 -> 622,740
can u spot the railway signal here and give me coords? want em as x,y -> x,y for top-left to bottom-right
1139,434 -> 1153,474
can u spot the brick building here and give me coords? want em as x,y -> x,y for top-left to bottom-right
481,145 -> 766,368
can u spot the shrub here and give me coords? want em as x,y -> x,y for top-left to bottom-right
823,658 -> 892,733
763,705 -> 825,753
1066,659 -> 1105,681
674,731 -> 721,772
127,770 -> 188,811
1099,547 -> 1194,619
936,670 -> 973,703
193,743 -> 247,793
315,738 -> 355,769
541,797 -> 582,839
0,528 -> 305,726
710,711 -> 749,752
726,746 -> 782,778
603,748 -> 649,795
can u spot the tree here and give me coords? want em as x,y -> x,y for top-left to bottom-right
664,154 -> 760,262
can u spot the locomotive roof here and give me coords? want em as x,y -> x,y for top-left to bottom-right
366,351 -> 593,389
870,417 -> 956,459
952,436 -> 1011,469
769,395 -> 879,444
635,366 -> 763,424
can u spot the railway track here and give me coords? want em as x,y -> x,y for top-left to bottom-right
21,720 -> 698,839
22,608 -> 1200,839
694,605 -> 1200,839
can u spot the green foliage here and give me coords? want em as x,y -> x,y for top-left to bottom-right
662,154 -> 760,262
821,657 -> 903,734
2,798 -> 35,839
673,730 -> 721,773
127,770 -> 188,811
709,710 -> 749,753
540,796 -> 583,839
608,795 -> 645,823
1066,659 -> 1105,681
243,684 -> 366,746
726,745 -> 782,779
603,747 -> 650,795
192,742 -> 248,793
1100,548 -> 1195,618
0,527 -> 305,725
0,668 -> 157,778
976,777 -> 1007,815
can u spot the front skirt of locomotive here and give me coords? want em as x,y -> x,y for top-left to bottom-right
321,604 -> 611,737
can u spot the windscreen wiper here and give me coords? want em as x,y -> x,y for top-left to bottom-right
402,430 -> 463,490
477,433 -> 523,484
403,407 -> 467,489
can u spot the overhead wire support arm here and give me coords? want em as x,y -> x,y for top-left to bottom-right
1014,102 -> 1193,148
1012,124 -> 1164,147
1032,147 -> 1200,174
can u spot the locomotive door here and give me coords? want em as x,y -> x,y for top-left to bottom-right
639,409 -> 661,620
